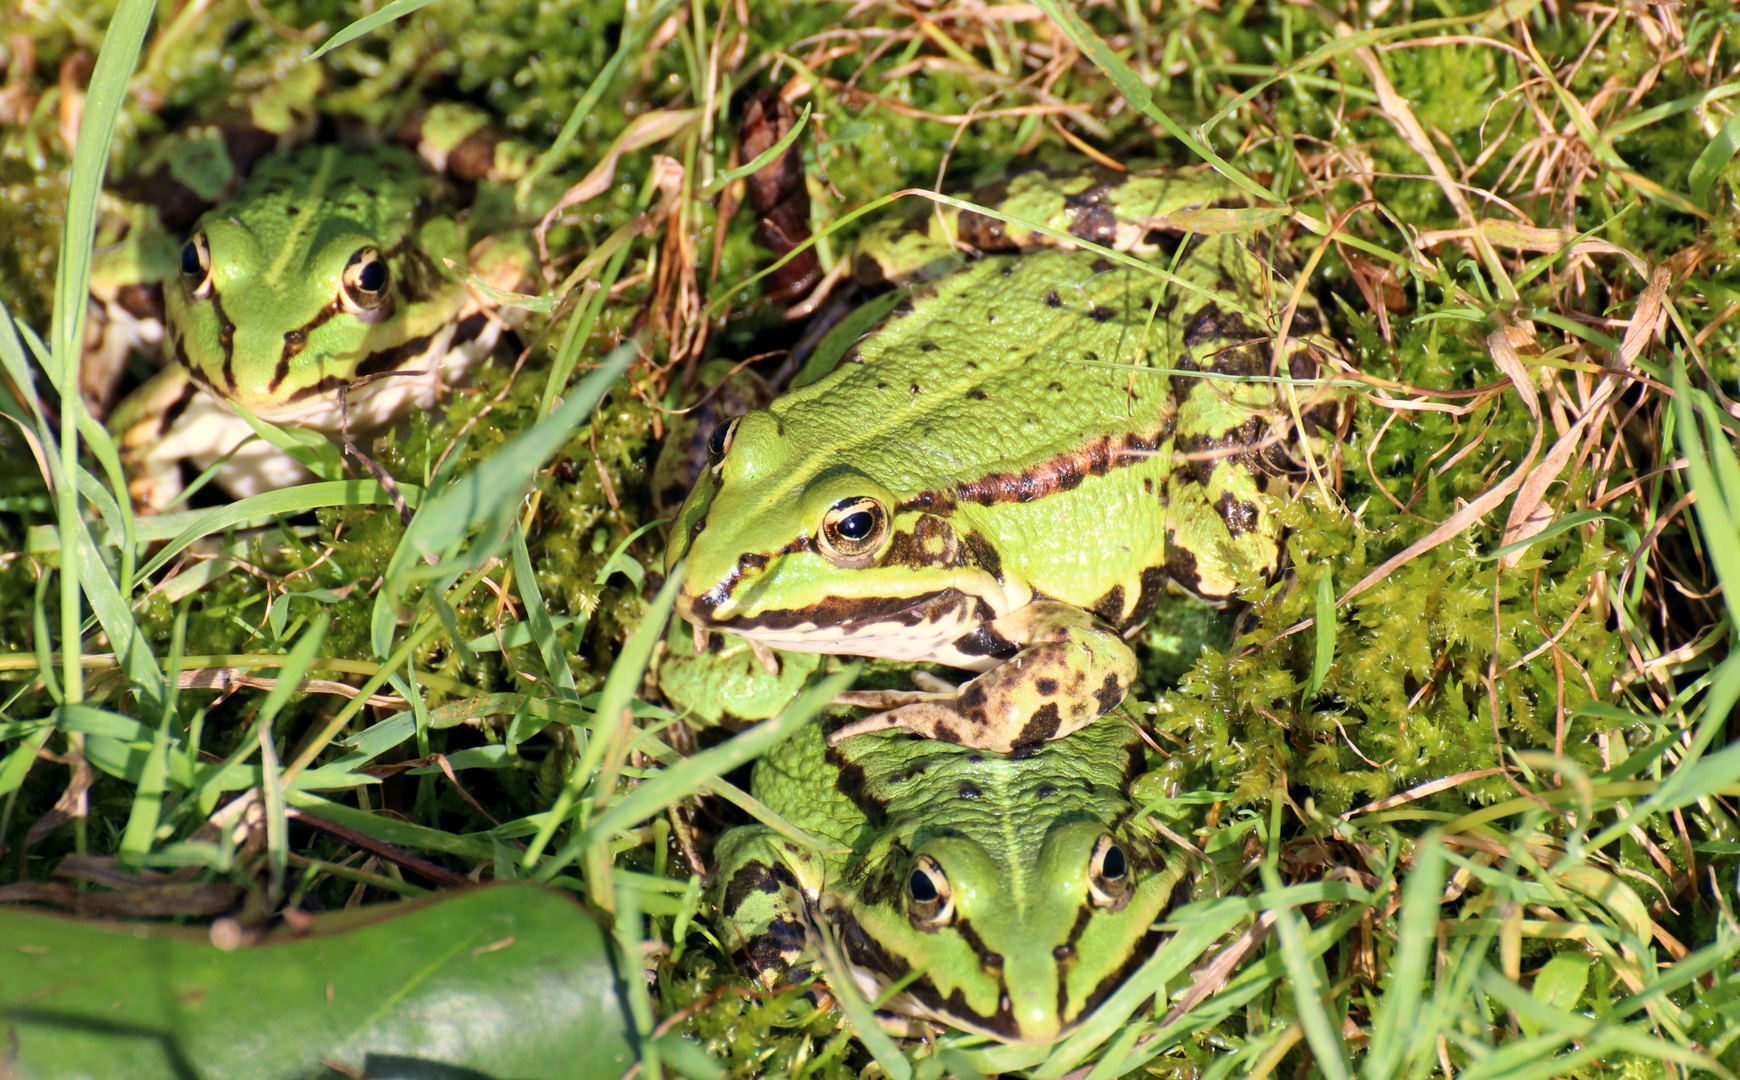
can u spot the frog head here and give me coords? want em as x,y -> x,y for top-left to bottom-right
163,146 -> 465,420
667,408 -> 1013,660
837,818 -> 1185,1044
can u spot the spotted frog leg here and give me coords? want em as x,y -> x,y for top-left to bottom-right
827,602 -> 1137,754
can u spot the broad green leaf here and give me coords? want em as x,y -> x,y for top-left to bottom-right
1,885 -> 637,1079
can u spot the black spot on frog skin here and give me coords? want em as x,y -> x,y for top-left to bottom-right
959,682 -> 989,710
958,782 -> 982,799
1090,305 -> 1116,322
1044,291 -> 1062,308
737,914 -> 811,985
1182,302 -> 1259,348
1091,673 -> 1124,712
738,551 -> 769,572
1037,782 -> 1059,799
1289,306 -> 1323,336
954,624 -> 1018,660
968,388 -> 988,400
920,342 -> 938,352
1068,201 -> 1118,246
1093,586 -> 1125,623
1163,530 -> 1203,596
1015,702 -> 1061,747
285,205 -> 300,217
910,383 -> 921,394
1130,566 -> 1169,626
1083,351 -> 1099,362
1216,491 -> 1260,536
1049,381 -> 1066,392
829,749 -> 889,828
722,860 -> 797,916
1036,677 -> 1059,696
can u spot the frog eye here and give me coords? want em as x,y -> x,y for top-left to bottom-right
340,247 -> 390,311
180,234 -> 213,297
818,497 -> 888,565
906,855 -> 954,929
706,417 -> 740,463
1087,835 -> 1132,911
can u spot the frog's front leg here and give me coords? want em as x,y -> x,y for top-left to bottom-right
827,601 -> 1136,753
111,367 -> 313,512
709,826 -> 827,992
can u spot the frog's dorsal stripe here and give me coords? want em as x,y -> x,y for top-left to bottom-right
264,147 -> 338,289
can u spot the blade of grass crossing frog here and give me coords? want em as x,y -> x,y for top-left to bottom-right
1307,567 -> 1335,698
307,0 -> 443,60
397,341 -> 635,577
230,401 -> 347,480
1260,860 -> 1352,1080
509,523 -> 578,697
520,565 -> 683,874
1035,899 -> 1265,1078
1363,833 -> 1446,1080
51,0 -> 155,708
535,665 -> 861,881
813,904 -> 914,1080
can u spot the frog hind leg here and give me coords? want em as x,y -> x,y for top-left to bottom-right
828,601 -> 1136,753
709,826 -> 826,992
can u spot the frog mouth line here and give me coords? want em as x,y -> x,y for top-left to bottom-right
693,588 -> 998,662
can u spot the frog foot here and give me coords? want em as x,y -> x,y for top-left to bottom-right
832,670 -> 957,711
826,601 -> 1137,753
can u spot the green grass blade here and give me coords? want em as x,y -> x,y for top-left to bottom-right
395,342 -> 634,582
1260,859 -> 1352,1080
1364,833 -> 1445,1079
1689,112 -> 1740,204
307,0 -> 444,61
523,564 -> 685,873
509,522 -> 579,698
536,666 -> 861,880
49,0 -> 156,709
1308,567 -> 1335,697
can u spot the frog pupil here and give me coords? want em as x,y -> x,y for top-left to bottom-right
180,240 -> 202,277
357,259 -> 387,292
839,511 -> 874,540
908,870 -> 938,902
707,420 -> 733,457
1102,845 -> 1126,879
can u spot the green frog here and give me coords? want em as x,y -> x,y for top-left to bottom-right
710,712 -> 1189,1045
665,166 -> 1345,753
104,142 -> 531,510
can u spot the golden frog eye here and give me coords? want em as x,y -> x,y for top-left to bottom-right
1087,835 -> 1132,911
180,233 -> 213,297
706,416 -> 740,463
818,496 -> 887,565
906,855 -> 954,929
340,247 -> 390,311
